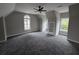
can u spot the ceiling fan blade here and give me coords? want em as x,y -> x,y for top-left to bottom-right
40,7 -> 44,10
38,6 -> 44,10
33,8 -> 38,10
41,10 -> 47,11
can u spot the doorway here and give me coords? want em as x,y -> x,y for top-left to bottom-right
59,18 -> 69,36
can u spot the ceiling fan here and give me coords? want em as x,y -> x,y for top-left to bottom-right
33,5 -> 47,13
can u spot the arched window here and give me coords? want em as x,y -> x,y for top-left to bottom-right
24,15 -> 30,30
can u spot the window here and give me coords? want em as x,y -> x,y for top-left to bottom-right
24,15 -> 30,30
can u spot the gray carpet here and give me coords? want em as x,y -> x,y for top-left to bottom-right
0,32 -> 79,55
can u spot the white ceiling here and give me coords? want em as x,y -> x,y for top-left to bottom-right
0,3 -> 15,17
15,3 -> 74,14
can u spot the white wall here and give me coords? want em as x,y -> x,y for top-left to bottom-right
41,14 -> 48,32
5,11 -> 40,37
0,17 -> 6,41
46,11 -> 60,36
68,4 -> 79,43
36,14 -> 48,32
37,10 -> 61,35
55,12 -> 60,36
0,3 -> 15,41
46,11 -> 56,35
0,3 -> 41,37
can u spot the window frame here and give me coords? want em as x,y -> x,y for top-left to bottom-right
24,15 -> 31,30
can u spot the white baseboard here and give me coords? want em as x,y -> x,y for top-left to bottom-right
7,32 -> 26,38
7,31 -> 40,38
68,39 -> 79,44
0,39 -> 7,43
